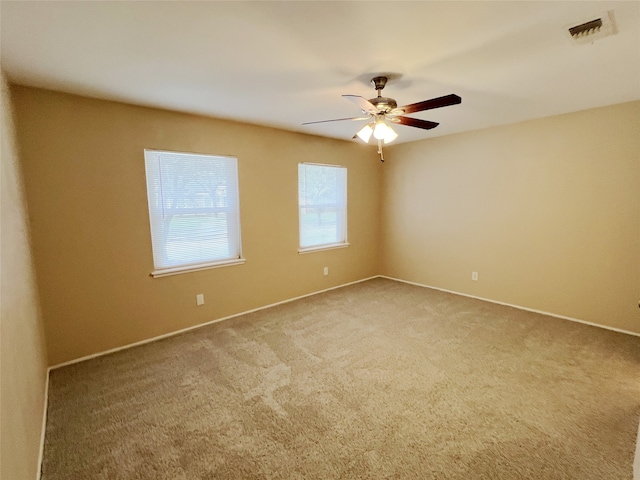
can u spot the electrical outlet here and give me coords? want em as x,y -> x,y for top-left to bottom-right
196,294 -> 204,306
323,267 -> 329,276
472,272 -> 478,281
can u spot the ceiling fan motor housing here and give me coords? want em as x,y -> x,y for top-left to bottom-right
369,76 -> 397,112
369,96 -> 397,112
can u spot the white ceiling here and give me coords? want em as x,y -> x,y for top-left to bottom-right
1,1 -> 639,144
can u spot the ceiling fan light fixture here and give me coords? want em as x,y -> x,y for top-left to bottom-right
302,75 -> 461,161
356,124 -> 374,143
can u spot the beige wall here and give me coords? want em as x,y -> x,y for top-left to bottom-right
0,76 -> 48,478
382,101 -> 640,334
11,86 -> 382,366
10,83 -> 640,368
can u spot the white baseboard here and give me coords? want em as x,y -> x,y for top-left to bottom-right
46,272 -> 640,369
38,273 -> 639,479
379,275 -> 640,338
634,419 -> 640,480
49,276 -> 379,370
49,273 -> 639,372
37,367 -> 50,480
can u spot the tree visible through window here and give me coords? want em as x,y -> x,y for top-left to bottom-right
298,163 -> 347,251
144,150 -> 243,276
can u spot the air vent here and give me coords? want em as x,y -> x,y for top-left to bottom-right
569,19 -> 603,38
566,10 -> 616,45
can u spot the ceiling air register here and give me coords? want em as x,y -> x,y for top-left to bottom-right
566,10 -> 617,45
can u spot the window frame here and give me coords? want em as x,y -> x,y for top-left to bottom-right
297,162 -> 349,254
144,149 -> 245,278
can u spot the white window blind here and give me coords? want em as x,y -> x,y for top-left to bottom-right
144,150 -> 243,277
298,163 -> 348,251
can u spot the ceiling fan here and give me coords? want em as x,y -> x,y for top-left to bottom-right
303,76 -> 461,161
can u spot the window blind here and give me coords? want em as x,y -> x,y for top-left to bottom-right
144,150 -> 242,274
298,163 -> 347,250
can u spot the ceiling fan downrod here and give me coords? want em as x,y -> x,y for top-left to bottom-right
368,76 -> 397,112
371,76 -> 388,94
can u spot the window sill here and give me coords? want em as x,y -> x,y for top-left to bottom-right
150,258 -> 246,278
298,243 -> 349,254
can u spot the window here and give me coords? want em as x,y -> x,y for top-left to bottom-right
144,149 -> 244,277
298,163 -> 348,252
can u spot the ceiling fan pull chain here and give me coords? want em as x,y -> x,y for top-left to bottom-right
378,139 -> 384,163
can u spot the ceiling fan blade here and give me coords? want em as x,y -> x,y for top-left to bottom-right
393,94 -> 461,115
302,116 -> 370,126
343,95 -> 379,114
393,116 -> 440,130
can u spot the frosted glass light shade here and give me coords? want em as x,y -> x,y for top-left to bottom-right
373,121 -> 390,140
356,124 -> 373,143
383,126 -> 398,144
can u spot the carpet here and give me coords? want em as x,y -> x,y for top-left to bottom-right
41,278 -> 640,479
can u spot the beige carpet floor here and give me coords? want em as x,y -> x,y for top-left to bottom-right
42,278 -> 640,479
